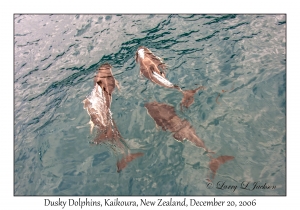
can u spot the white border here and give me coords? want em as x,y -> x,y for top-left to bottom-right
4,0 -> 296,209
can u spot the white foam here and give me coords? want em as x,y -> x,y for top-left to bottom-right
152,71 -> 174,88
138,49 -> 145,59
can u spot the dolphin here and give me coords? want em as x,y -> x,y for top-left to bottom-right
144,101 -> 235,180
144,101 -> 209,151
207,155 -> 234,181
135,46 -> 204,110
83,63 -> 119,140
83,63 -> 143,172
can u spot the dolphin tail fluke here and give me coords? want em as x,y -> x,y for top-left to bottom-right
117,152 -> 144,172
180,86 -> 205,110
208,155 -> 234,180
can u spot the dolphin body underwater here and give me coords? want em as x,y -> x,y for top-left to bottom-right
144,101 -> 234,180
135,46 -> 205,110
83,63 -> 143,172
144,101 -> 207,151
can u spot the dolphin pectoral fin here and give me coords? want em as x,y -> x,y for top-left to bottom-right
88,120 -> 94,134
115,79 -> 121,91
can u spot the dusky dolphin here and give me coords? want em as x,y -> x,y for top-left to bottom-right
83,63 -> 143,172
144,101 -> 209,151
135,46 -> 204,110
145,101 -> 235,180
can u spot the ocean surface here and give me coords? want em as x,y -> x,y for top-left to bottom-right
14,14 -> 286,196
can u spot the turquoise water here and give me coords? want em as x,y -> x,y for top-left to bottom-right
14,14 -> 286,195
